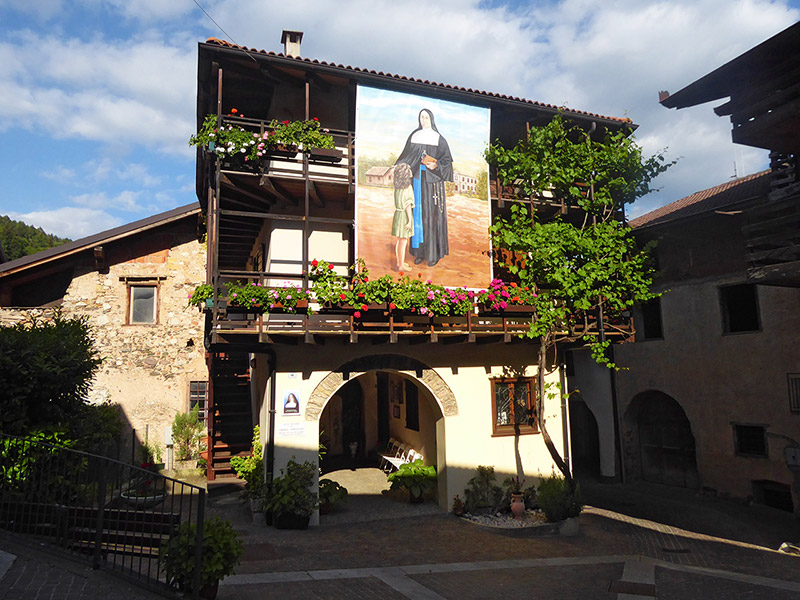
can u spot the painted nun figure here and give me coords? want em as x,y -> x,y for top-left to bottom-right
395,109 -> 454,267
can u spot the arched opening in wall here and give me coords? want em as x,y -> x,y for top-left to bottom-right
569,397 -> 600,480
624,391 -> 699,488
318,370 -> 444,501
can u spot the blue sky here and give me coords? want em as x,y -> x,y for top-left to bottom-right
1,0 -> 798,239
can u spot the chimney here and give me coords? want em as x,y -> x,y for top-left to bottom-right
281,30 -> 303,57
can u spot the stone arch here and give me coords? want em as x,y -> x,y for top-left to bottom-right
305,354 -> 458,421
623,390 -> 698,488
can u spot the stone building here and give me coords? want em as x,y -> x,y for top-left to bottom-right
0,204 -> 208,458
193,31 -> 636,524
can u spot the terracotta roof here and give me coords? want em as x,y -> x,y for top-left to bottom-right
630,170 -> 771,229
0,203 -> 201,277
203,38 -> 632,126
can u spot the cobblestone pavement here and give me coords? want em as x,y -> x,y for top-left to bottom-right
0,536 -> 164,600
3,474 -> 800,599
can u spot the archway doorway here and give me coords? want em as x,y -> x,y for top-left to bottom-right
569,398 -> 600,479
318,370 -> 443,486
624,391 -> 698,487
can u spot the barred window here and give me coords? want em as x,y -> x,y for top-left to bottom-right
491,378 -> 537,436
189,381 -> 209,425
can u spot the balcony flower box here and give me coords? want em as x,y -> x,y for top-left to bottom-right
307,147 -> 343,163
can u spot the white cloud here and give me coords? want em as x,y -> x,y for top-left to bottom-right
7,207 -> 123,239
71,190 -> 143,212
0,32 -> 197,154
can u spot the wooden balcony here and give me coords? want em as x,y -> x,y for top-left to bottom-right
205,303 -> 632,348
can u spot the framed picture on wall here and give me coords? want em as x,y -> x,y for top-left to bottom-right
393,404 -> 400,419
394,382 -> 403,404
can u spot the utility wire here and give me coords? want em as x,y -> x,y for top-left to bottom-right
192,0 -> 258,63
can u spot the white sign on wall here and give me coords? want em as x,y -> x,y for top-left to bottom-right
276,422 -> 306,438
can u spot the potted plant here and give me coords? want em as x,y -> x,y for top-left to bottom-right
120,461 -> 166,508
318,479 -> 348,514
263,458 -> 318,529
504,475 -> 526,519
230,426 -> 264,511
452,494 -> 465,516
159,516 -> 243,599
386,459 -> 437,503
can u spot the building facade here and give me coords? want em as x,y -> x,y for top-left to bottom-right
0,205 -> 208,460
195,32 -> 634,523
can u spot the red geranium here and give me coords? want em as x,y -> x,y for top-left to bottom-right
354,311 -> 361,318
311,259 -> 318,267
328,263 -> 334,270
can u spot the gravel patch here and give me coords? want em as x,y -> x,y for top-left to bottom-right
461,509 -> 549,529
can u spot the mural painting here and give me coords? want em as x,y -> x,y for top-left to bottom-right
355,86 -> 491,288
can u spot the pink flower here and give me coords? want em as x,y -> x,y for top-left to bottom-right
420,307 -> 428,315
500,301 -> 508,309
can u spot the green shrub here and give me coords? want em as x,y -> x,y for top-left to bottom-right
0,314 -> 100,434
387,459 -> 437,500
230,426 -> 263,498
463,465 -> 503,513
159,516 -> 243,591
318,479 -> 348,508
172,406 -> 204,461
537,473 -> 582,522
264,458 -> 318,518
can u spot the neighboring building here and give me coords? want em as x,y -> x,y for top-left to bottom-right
612,172 -> 800,513
572,22 -> 800,515
0,204 -> 208,459
195,32 -> 634,523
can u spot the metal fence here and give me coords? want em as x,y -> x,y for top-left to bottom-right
0,433 -> 206,598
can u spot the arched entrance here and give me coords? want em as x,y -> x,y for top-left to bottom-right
569,397 -> 600,479
318,370 -> 444,474
624,391 -> 699,487
310,355 -> 453,507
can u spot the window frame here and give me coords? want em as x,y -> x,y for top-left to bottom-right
490,377 -> 538,437
788,374 -> 800,414
127,282 -> 160,325
189,380 -> 209,426
720,284 -> 761,335
638,297 -> 664,341
732,423 -> 768,458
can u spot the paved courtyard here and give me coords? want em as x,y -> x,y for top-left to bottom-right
1,471 -> 799,599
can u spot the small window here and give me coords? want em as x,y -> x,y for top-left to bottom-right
721,284 -> 760,334
491,378 -> 537,436
639,297 -> 663,340
789,374 -> 800,414
405,380 -> 419,432
129,284 -> 158,324
189,381 -> 209,425
733,424 -> 767,457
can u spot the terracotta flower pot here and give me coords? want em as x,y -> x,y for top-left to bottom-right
510,493 -> 525,520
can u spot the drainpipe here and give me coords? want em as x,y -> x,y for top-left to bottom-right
559,360 -> 571,473
598,301 -> 625,483
264,348 -> 277,486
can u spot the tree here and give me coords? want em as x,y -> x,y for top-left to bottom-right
485,115 -> 673,491
0,215 -> 70,262
0,314 -> 101,434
